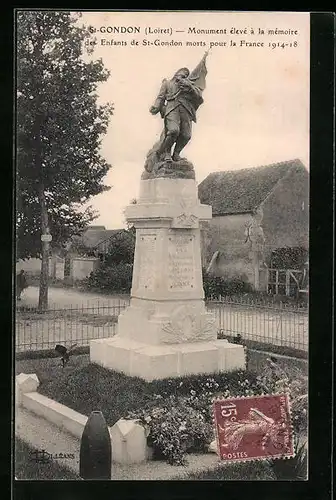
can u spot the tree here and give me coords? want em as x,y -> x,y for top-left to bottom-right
83,229 -> 136,294
104,229 -> 136,265
16,11 -> 113,309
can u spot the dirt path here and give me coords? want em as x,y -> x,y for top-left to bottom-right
20,286 -> 130,309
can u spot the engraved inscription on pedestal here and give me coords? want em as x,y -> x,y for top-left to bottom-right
137,233 -> 157,291
167,232 -> 196,291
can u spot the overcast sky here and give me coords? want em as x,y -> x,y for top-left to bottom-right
79,11 -> 310,229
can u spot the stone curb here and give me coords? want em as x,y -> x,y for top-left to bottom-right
16,373 -> 150,465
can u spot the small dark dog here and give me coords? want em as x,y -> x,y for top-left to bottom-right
55,344 -> 77,367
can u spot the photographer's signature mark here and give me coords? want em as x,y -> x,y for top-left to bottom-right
29,449 -> 75,464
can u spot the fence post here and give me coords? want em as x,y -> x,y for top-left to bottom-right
285,270 -> 290,297
265,268 -> 269,294
79,411 -> 112,480
279,300 -> 283,343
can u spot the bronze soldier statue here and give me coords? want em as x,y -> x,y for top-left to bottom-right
146,51 -> 209,169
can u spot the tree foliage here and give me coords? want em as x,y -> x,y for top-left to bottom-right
16,11 -> 113,260
83,229 -> 136,293
83,263 -> 133,294
103,229 -> 136,265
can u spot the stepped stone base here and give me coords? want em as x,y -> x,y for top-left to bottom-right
90,337 -> 245,382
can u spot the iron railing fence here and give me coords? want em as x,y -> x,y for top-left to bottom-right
206,296 -> 308,353
15,295 -> 308,354
15,300 -> 130,353
206,293 -> 308,311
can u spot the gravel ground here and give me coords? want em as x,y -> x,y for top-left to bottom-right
15,407 -> 221,480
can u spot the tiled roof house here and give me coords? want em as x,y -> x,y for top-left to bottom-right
198,159 -> 309,293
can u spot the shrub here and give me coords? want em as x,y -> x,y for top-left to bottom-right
83,262 -> 133,293
256,358 -> 308,436
128,397 -> 213,465
203,271 -> 253,299
126,371 -> 263,465
149,370 -> 261,404
125,365 -> 307,468
127,396 -> 213,465
103,229 -> 135,266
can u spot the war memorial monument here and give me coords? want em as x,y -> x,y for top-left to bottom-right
90,52 -> 246,380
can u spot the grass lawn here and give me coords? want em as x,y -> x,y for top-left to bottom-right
179,453 -> 307,481
15,438 -> 80,480
15,354 -> 263,427
178,461 -> 275,480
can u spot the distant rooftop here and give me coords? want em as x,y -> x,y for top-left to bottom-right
87,225 -> 106,231
80,227 -> 119,249
198,159 -> 307,216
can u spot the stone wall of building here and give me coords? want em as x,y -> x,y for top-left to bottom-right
202,213 -> 256,286
71,257 -> 100,281
261,166 -> 309,261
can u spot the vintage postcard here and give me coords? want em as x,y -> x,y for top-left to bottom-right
15,10 -> 310,482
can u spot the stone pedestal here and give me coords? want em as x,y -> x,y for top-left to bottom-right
90,178 -> 245,381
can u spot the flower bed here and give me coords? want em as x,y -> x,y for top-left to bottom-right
125,364 -> 307,466
16,354 -> 307,471
125,373 -> 265,465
